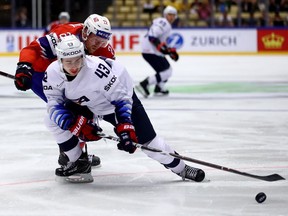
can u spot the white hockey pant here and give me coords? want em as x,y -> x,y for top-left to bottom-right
148,66 -> 172,86
44,115 -> 82,162
142,135 -> 185,174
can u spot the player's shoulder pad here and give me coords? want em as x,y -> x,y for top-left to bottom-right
151,17 -> 170,31
45,33 -> 59,48
153,17 -> 168,25
35,33 -> 59,59
85,55 -> 113,71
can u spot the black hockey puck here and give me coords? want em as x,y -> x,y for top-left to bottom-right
255,192 -> 266,203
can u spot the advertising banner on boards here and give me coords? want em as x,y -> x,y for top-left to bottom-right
0,28 -> 287,54
257,29 -> 288,52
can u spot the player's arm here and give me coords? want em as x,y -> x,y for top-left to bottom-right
101,59 -> 137,153
148,36 -> 169,54
15,33 -> 59,91
148,22 -> 179,61
111,99 -> 137,154
148,36 -> 179,61
14,40 -> 41,91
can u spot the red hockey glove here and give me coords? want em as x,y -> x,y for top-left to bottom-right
69,116 -> 102,142
157,42 -> 170,55
14,62 -> 33,91
168,48 -> 179,61
115,123 -> 138,154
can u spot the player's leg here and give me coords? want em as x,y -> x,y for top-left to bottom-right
31,72 -> 100,166
136,54 -> 172,97
62,100 -> 101,167
153,68 -> 172,96
131,92 -> 205,181
141,136 -> 205,182
104,92 -> 205,182
44,115 -> 93,183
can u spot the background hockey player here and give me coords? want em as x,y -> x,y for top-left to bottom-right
136,5 -> 179,98
14,14 -> 114,167
43,34 -> 205,183
44,11 -> 70,35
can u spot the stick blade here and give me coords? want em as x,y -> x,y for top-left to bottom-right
262,174 -> 285,182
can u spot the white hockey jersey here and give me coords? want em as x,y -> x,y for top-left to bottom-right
141,17 -> 172,56
43,55 -> 134,116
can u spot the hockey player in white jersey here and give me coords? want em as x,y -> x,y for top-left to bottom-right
136,5 -> 179,98
43,34 -> 205,183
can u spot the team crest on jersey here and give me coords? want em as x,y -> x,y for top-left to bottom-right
75,96 -> 90,104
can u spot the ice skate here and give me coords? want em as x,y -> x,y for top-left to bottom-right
177,165 -> 205,182
88,154 -> 101,167
135,78 -> 150,98
55,152 -> 93,183
154,85 -> 169,96
80,142 -> 101,167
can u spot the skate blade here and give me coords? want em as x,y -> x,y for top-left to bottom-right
182,178 -> 211,183
56,173 -> 94,183
154,92 -> 169,97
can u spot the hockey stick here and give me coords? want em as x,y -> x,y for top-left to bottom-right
0,71 -> 15,80
98,133 -> 285,182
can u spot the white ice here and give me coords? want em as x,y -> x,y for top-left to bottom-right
0,55 -> 287,216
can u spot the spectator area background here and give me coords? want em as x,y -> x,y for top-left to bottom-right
0,0 -> 287,28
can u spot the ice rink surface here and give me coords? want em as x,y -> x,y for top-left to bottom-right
0,55 -> 287,216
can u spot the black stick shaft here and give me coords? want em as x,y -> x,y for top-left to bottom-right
0,71 -> 15,80
168,152 -> 284,182
99,133 -> 285,182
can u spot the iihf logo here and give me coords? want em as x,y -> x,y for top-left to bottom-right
166,33 -> 184,49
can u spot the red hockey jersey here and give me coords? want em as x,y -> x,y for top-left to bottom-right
19,22 -> 115,72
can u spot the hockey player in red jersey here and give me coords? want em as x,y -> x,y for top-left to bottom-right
14,14 -> 115,102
